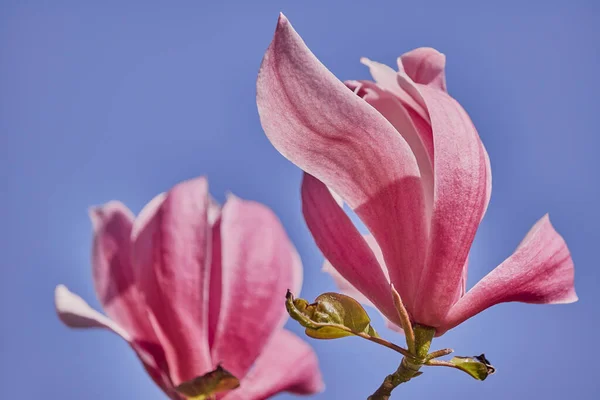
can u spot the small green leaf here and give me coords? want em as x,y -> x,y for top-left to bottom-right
286,290 -> 378,340
367,325 -> 380,338
450,354 -> 496,381
175,364 -> 240,399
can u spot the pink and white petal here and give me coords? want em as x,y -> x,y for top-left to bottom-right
55,285 -> 177,398
90,201 -> 157,343
257,14 -> 422,210
55,284 -> 131,339
208,207 -> 302,351
360,56 -> 434,139
411,86 -> 490,327
398,47 -> 447,92
221,330 -> 323,400
360,55 -> 443,186
359,59 -> 429,121
257,15 -> 429,307
131,177 -> 213,385
210,195 -> 299,379
302,174 -> 399,325
351,81 -> 434,227
440,215 -> 577,334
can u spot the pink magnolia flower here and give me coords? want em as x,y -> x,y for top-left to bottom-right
256,14 -> 577,335
55,177 -> 323,399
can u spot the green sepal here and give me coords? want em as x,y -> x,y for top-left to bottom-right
450,354 -> 496,381
286,290 -> 378,340
175,364 -> 240,399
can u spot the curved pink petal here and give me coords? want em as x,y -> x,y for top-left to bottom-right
90,201 -> 158,344
359,58 -> 429,122
54,285 -> 178,398
302,174 -> 398,325
131,177 -> 212,385
258,14 -> 428,321
441,215 -> 577,334
346,80 -> 434,226
360,58 -> 437,170
360,54 -> 492,226
210,195 -> 299,379
55,284 -> 131,339
398,48 -> 447,92
221,330 -> 323,400
411,85 -> 490,327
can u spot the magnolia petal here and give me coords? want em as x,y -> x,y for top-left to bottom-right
55,284 -> 131,339
90,201 -> 158,343
132,177 -> 213,385
54,285 -> 177,398
398,47 -> 447,92
302,174 -> 399,325
441,215 -> 577,333
348,80 -> 434,228
210,195 -> 299,380
412,86 -> 490,327
257,14 -> 422,209
359,58 -> 437,176
359,58 -> 429,121
257,15 -> 429,307
221,330 -> 323,400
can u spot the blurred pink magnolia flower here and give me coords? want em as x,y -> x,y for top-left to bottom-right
55,177 -> 323,399
256,14 -> 577,335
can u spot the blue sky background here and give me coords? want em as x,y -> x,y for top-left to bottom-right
2,1 -> 599,399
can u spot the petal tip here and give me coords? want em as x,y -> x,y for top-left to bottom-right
552,289 -> 578,304
569,292 -> 579,303
277,12 -> 289,26
175,176 -> 209,192
224,191 -> 240,202
359,57 -> 372,67
88,201 -> 129,230
399,47 -> 447,90
563,283 -> 579,304
54,284 -> 69,306
54,284 -> 82,316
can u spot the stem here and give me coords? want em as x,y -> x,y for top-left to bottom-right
367,325 -> 435,400
355,332 -> 413,359
424,360 -> 457,368
390,284 -> 415,354
425,348 -> 453,361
